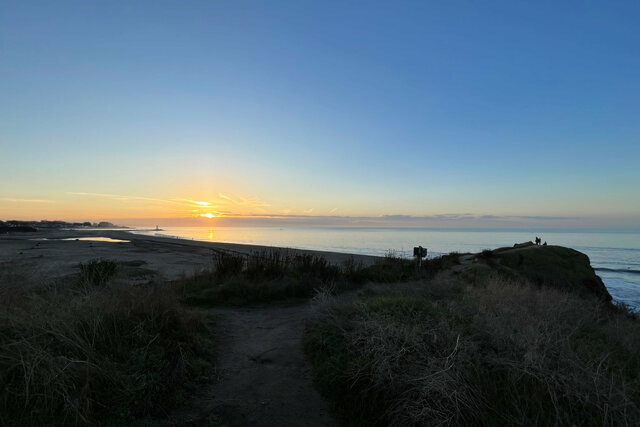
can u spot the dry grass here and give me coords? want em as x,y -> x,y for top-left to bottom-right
0,266 -> 214,426
178,249 -> 470,307
78,258 -> 117,287
178,250 -> 372,306
305,272 -> 640,426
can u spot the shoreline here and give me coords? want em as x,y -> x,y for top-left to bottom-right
113,229 -> 381,265
0,229 -> 380,283
123,228 -> 388,260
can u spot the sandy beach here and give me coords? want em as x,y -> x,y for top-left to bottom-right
0,229 -> 380,286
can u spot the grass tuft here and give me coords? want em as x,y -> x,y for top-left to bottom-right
213,252 -> 245,279
78,258 -> 117,286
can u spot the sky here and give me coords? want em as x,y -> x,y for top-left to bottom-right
1,1 -> 639,229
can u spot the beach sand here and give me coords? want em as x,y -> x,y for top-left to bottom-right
0,229 -> 380,285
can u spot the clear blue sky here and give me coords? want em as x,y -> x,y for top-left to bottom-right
1,1 -> 638,228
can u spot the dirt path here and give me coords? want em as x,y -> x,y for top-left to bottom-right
176,304 -> 336,426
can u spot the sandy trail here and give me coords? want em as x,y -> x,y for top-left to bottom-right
176,303 -> 336,427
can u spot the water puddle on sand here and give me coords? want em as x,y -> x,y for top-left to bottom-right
30,237 -> 130,243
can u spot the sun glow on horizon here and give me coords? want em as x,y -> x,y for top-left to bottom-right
200,212 -> 216,218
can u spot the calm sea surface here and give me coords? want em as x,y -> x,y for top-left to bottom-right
130,227 -> 640,308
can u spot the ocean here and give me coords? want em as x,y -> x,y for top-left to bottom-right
129,227 -> 640,308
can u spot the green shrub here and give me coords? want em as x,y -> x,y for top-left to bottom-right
358,255 -> 416,283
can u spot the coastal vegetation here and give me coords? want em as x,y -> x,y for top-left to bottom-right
0,262 -> 213,426
304,245 -> 638,426
1,240 -> 636,426
177,250 -> 349,306
176,249 -> 462,306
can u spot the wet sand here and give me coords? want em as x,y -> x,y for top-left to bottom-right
0,229 -> 380,285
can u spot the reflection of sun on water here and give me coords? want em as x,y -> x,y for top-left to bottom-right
208,227 -> 214,240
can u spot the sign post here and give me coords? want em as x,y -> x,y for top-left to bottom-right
413,246 -> 427,268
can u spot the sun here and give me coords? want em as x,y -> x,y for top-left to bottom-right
200,212 -> 216,218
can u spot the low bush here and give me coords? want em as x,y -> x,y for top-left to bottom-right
480,248 -> 493,258
305,274 -> 640,426
423,252 -> 461,274
356,253 -> 417,283
180,251 -> 364,306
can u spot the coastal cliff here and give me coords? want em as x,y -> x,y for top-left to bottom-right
488,243 -> 612,301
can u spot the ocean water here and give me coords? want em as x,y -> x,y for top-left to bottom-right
129,227 -> 640,308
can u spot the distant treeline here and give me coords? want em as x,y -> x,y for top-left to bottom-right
0,220 -> 122,233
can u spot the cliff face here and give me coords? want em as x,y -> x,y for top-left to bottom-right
490,244 -> 612,301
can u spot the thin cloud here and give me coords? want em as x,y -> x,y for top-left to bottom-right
0,198 -> 55,203
381,213 -> 580,222
172,198 -> 221,207
515,215 -> 580,221
68,192 -> 180,204
380,214 -> 414,220
218,193 -> 270,208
